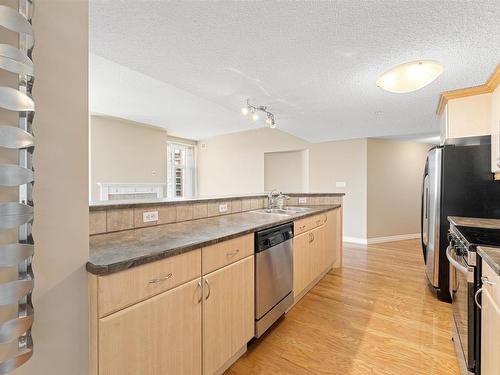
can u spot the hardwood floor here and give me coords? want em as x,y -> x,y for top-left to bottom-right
226,239 -> 460,375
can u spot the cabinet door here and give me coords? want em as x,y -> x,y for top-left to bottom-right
481,262 -> 500,375
491,85 -> 500,173
293,232 -> 311,299
98,278 -> 202,375
325,208 -> 342,268
203,256 -> 254,375
310,225 -> 327,281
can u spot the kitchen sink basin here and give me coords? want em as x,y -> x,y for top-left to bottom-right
251,206 -> 313,216
282,206 -> 312,213
251,208 -> 292,216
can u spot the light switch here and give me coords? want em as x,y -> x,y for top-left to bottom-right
336,181 -> 347,188
219,203 -> 228,213
298,197 -> 307,204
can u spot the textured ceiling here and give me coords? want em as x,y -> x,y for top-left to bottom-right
90,0 -> 500,142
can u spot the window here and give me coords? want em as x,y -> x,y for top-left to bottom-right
167,142 -> 196,198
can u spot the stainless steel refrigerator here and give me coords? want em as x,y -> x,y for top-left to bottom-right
421,142 -> 500,302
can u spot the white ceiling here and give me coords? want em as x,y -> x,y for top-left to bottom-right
90,0 -> 500,142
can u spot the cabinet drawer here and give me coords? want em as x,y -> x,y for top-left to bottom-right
294,213 -> 327,235
202,234 -> 253,275
98,249 -> 201,317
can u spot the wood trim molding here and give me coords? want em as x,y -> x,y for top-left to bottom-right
437,64 -> 500,115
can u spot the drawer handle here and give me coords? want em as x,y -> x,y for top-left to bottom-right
226,249 -> 240,258
300,225 -> 306,230
204,278 -> 211,300
309,233 -> 315,243
148,272 -> 173,285
316,220 -> 321,225
481,276 -> 496,286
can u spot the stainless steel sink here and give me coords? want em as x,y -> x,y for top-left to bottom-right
282,206 -> 312,213
251,208 -> 292,216
251,206 -> 312,216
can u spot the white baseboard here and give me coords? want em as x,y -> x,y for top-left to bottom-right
367,233 -> 420,244
343,233 -> 420,245
343,236 -> 368,244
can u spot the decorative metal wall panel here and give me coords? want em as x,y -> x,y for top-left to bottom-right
0,1 -> 35,372
0,125 -> 33,149
0,5 -> 33,45
0,164 -> 33,186
0,44 -> 33,75
0,244 -> 33,267
0,87 -> 34,111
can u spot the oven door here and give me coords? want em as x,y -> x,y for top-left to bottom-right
447,245 -> 476,372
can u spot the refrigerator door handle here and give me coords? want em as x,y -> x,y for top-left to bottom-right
420,158 -> 429,262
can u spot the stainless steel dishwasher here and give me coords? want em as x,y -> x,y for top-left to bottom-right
254,222 -> 294,337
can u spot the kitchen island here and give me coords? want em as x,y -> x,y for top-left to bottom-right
87,194 -> 344,375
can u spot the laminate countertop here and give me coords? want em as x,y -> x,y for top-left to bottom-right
87,205 -> 340,276
448,216 -> 500,230
477,247 -> 500,276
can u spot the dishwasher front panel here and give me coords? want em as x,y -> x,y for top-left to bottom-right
255,239 -> 293,320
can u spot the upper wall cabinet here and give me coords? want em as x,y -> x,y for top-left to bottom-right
491,83 -> 500,174
439,93 -> 492,144
437,65 -> 500,174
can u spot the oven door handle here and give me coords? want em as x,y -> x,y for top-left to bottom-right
446,246 -> 474,282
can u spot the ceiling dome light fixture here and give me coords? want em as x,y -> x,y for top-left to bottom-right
377,60 -> 443,93
241,99 -> 277,128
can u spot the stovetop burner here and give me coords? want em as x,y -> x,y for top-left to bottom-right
455,225 -> 500,247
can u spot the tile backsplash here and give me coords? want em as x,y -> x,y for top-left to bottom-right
89,194 -> 343,235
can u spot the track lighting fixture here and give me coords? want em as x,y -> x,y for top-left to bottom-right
241,99 -> 277,129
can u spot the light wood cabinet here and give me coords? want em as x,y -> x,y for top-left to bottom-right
491,84 -> 500,174
325,208 -> 343,268
97,249 -> 201,317
294,213 -> 327,236
293,231 -> 312,299
481,260 -> 500,375
203,256 -> 254,375
202,233 -> 253,274
293,218 -> 329,300
439,94 -> 492,145
98,278 -> 202,375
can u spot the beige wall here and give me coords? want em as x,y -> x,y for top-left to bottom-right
11,1 -> 89,375
264,150 -> 309,193
197,127 -> 309,196
367,138 -> 431,239
309,139 -> 368,240
90,116 -> 168,201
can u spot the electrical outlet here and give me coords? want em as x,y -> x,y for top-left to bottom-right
219,203 -> 228,213
336,181 -> 347,188
298,197 -> 307,204
143,211 -> 159,222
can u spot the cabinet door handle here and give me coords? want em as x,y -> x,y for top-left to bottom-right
196,280 -> 203,303
204,278 -> 211,300
475,288 -> 483,309
148,272 -> 173,285
316,219 -> 321,225
226,249 -> 239,258
309,233 -> 315,243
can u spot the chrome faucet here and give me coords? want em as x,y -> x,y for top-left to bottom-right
267,189 -> 279,209
267,190 -> 290,209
